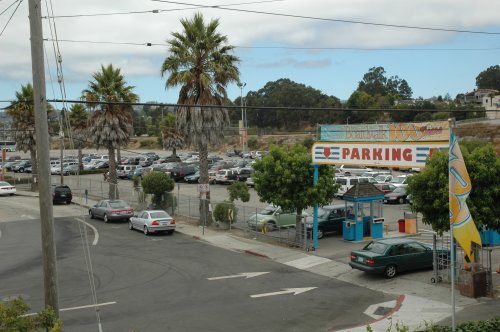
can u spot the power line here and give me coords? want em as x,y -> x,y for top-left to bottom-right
43,38 -> 500,52
153,0 -> 500,35
0,0 -> 22,38
0,0 -> 19,17
42,0 -> 284,18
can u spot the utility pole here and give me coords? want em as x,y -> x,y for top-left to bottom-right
237,82 -> 246,153
28,0 -> 59,315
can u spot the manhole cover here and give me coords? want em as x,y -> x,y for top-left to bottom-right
373,306 -> 392,316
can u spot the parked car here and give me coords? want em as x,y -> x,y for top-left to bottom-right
127,166 -> 144,179
170,163 -> 197,181
208,170 -> 217,184
374,174 -> 393,183
245,176 -> 255,187
129,210 -> 176,235
374,183 -> 397,194
234,167 -> 254,182
89,199 -> 134,223
225,148 -> 241,157
338,165 -> 373,176
184,171 -> 200,183
12,160 -> 31,173
389,174 -> 412,188
63,164 -> 79,176
384,187 -> 408,204
349,238 -> 448,278
94,161 -> 109,169
3,161 -> 19,171
51,184 -> 72,204
117,165 -> 137,179
215,169 -> 238,184
246,205 -> 305,231
334,176 -> 376,198
304,203 -> 354,239
0,181 -> 16,196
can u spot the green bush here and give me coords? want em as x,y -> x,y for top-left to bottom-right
367,317 -> 500,332
247,138 -> 258,150
139,139 -> 159,149
141,171 -> 175,207
0,297 -> 61,331
213,201 -> 237,224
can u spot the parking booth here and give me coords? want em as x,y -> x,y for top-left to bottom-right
343,183 -> 385,241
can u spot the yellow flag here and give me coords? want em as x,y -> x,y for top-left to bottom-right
449,130 -> 481,262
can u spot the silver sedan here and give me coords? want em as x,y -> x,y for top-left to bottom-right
129,210 -> 176,235
89,199 -> 134,223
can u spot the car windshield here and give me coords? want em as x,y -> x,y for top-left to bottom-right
109,200 -> 129,208
363,241 -> 388,254
393,187 -> 406,194
0,181 -> 11,186
258,206 -> 278,215
374,175 -> 387,182
317,207 -> 332,219
390,177 -> 406,184
150,211 -> 170,219
336,178 -> 347,185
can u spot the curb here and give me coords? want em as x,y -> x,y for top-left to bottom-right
243,249 -> 269,259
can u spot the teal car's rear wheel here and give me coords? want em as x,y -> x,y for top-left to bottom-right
385,264 -> 397,278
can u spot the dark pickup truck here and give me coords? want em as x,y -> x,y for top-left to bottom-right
230,167 -> 254,182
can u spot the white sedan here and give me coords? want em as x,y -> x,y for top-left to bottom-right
129,210 -> 176,235
0,181 -> 16,196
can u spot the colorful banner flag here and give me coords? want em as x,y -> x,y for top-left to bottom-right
449,130 -> 481,262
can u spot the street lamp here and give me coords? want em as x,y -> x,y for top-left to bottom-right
346,116 -> 350,125
237,82 -> 246,153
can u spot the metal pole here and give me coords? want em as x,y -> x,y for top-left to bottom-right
237,82 -> 246,153
448,117 -> 456,331
28,0 -> 59,315
312,164 -> 319,250
59,129 -> 64,184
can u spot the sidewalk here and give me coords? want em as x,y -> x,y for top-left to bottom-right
17,190 -> 500,331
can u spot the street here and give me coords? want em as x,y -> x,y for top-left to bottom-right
0,195 -> 395,331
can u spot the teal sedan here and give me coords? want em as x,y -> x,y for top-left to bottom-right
349,238 -> 448,278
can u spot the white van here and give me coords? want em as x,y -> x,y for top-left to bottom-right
117,164 -> 137,179
334,176 -> 377,198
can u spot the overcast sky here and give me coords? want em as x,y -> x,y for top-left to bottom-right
1,0 -> 499,109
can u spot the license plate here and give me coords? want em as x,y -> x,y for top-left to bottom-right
357,257 -> 365,263
60,194 -> 66,197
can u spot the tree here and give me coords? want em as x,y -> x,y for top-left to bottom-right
252,145 -> 338,242
476,65 -> 500,90
141,171 -> 175,208
68,103 -> 88,171
0,297 -> 61,331
357,66 -> 387,96
83,64 -> 138,199
6,83 -> 53,191
407,144 -> 500,235
160,112 -> 184,156
161,13 -> 240,225
227,181 -> 250,203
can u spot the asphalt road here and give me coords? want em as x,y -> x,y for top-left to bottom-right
0,195 -> 395,332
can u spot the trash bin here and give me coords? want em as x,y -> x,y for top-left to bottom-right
397,219 -> 405,233
405,217 -> 417,234
371,218 -> 384,239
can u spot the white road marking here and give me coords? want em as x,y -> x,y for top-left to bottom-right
76,217 -> 99,246
23,301 -> 117,316
208,272 -> 270,280
250,287 -> 317,298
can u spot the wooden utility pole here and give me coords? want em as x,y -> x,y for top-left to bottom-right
28,0 -> 59,315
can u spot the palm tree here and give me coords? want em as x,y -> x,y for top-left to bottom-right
160,112 -> 184,156
161,13 -> 240,225
6,83 -> 53,191
83,64 -> 138,199
68,103 -> 89,171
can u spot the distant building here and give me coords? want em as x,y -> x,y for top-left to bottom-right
482,94 -> 500,120
463,89 -> 498,105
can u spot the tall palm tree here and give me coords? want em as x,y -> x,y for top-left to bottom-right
6,83 -> 53,191
83,64 -> 138,199
68,103 -> 89,171
161,13 -> 240,225
160,112 -> 184,156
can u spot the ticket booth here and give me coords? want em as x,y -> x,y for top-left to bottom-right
343,183 -> 385,241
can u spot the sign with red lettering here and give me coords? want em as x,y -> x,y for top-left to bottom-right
312,142 -> 449,168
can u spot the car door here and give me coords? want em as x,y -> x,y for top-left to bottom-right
277,207 -> 296,228
406,242 -> 432,270
97,201 -> 108,218
392,243 -> 412,271
135,211 -> 146,228
329,208 -> 345,233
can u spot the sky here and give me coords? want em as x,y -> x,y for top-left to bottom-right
1,0 -> 500,110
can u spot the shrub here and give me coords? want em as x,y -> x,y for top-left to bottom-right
247,137 -> 258,150
0,297 -> 61,332
213,201 -> 237,224
141,171 -> 175,207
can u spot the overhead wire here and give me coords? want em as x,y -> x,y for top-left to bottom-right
152,0 -> 500,35
0,0 -> 19,17
0,0 -> 22,38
